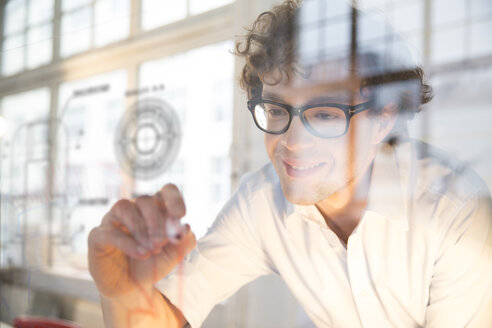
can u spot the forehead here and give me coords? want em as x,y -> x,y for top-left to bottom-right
260,57 -> 369,104
261,75 -> 366,105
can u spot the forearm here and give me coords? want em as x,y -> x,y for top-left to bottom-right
100,287 -> 187,328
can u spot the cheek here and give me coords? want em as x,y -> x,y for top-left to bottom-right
264,134 -> 278,159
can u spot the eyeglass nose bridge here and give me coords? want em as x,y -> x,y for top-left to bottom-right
290,106 -> 303,117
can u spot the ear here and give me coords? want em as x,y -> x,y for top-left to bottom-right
372,102 -> 398,145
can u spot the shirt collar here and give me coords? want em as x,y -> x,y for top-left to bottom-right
284,139 -> 414,231
365,139 -> 413,231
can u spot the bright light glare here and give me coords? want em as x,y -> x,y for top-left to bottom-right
0,116 -> 6,137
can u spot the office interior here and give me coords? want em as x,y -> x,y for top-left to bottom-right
1,0 -> 491,327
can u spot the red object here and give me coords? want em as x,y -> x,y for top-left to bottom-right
12,316 -> 82,328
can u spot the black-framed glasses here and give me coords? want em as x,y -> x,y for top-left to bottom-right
247,99 -> 373,138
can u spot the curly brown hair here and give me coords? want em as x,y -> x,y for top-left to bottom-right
235,0 -> 433,117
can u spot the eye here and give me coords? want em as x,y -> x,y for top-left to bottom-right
268,108 -> 287,117
313,112 -> 337,120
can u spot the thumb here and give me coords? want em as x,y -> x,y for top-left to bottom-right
147,225 -> 196,281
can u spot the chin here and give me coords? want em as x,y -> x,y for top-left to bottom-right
279,179 -> 336,205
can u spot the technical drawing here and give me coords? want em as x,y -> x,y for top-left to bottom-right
115,98 -> 181,179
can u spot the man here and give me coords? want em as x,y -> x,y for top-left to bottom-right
88,1 -> 492,327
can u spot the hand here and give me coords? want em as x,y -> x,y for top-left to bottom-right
88,184 -> 196,299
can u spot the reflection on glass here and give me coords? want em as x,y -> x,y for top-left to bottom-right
139,41 -> 233,239
189,0 -> 234,15
2,34 -> 25,76
62,0 -> 91,12
432,0 -> 467,27
94,0 -> 130,47
470,20 -> 492,58
141,0 -> 187,30
61,7 -> 92,57
0,88 -> 51,268
431,25 -> 466,64
392,1 -> 423,34
470,0 -> 492,19
26,23 -> 53,69
4,0 -> 26,35
55,70 -> 127,269
28,0 -> 54,25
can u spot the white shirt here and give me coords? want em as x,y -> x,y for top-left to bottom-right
156,139 -> 492,328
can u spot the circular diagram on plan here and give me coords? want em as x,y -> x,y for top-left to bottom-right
115,98 -> 181,179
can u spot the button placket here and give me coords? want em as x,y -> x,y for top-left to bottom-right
322,229 -> 339,248
347,233 -> 390,327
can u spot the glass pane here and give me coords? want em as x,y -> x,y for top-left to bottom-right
298,0 -> 321,26
359,0 -> 390,11
189,0 -> 234,16
0,88 -> 50,268
60,7 -> 92,57
431,26 -> 466,64
322,0 -> 350,19
408,66 -> 492,189
323,19 -> 351,54
432,0 -> 466,27
62,0 -> 91,12
298,25 -> 321,64
141,0 -> 186,30
28,0 -> 54,25
55,70 -> 127,270
26,23 -> 53,69
139,41 -> 234,239
358,11 -> 391,43
94,0 -> 130,47
403,32 -> 424,65
470,20 -> 492,58
391,0 -> 423,34
2,34 -> 25,76
4,0 -> 26,35
470,0 -> 492,19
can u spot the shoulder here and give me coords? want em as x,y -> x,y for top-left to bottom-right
403,140 -> 492,243
234,163 -> 283,205
408,139 -> 489,205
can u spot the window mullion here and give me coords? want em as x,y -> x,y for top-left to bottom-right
53,0 -> 62,63
0,2 -> 5,75
130,0 -> 141,37
90,0 -> 95,50
23,0 -> 29,72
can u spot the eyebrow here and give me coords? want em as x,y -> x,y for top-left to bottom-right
261,92 -> 355,105
261,92 -> 284,102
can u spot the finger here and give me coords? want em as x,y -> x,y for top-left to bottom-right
89,226 -> 149,259
159,224 -> 196,265
158,184 -> 186,219
109,199 -> 152,249
135,195 -> 167,246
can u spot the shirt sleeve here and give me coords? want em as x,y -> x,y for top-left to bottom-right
424,190 -> 492,327
155,184 -> 273,328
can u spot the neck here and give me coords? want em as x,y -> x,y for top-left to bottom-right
315,162 -> 373,242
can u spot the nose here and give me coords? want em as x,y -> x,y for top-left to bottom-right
281,116 -> 314,150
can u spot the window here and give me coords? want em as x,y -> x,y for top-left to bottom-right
0,88 -> 51,268
51,70 -> 127,270
141,0 -> 235,31
431,0 -> 492,63
1,0 -> 54,76
138,41 -> 234,238
60,0 -> 130,57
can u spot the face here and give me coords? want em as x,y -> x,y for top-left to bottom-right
262,78 -> 395,206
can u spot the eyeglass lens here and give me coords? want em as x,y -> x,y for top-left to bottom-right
253,102 -> 347,137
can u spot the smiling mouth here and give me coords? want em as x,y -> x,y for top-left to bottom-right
282,160 -> 326,178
